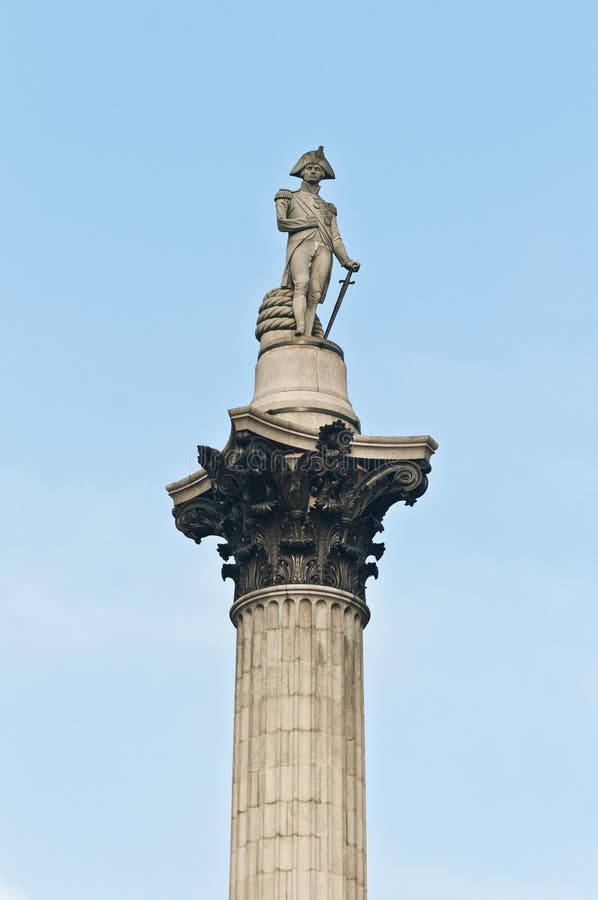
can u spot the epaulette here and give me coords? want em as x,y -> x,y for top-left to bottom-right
326,201 -> 338,215
275,189 -> 292,201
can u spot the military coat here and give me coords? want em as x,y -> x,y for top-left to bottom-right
275,184 -> 350,293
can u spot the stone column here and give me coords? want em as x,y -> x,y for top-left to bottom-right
169,416 -> 435,900
228,585 -> 368,900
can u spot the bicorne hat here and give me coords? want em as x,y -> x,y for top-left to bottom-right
289,146 -> 335,180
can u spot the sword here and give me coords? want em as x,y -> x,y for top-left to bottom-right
324,269 -> 356,339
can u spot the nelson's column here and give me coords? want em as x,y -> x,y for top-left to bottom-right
166,146 -> 437,899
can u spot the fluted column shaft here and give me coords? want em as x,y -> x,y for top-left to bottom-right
228,585 -> 369,900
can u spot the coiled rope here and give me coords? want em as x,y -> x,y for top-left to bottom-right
255,288 -> 324,341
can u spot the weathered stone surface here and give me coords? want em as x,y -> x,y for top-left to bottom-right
228,586 -> 368,900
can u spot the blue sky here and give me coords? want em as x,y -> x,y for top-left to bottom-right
1,1 -> 597,898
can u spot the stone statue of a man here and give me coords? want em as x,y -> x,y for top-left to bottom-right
275,146 -> 360,337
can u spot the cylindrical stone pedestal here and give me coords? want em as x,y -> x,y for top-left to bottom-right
228,585 -> 369,900
250,336 -> 361,433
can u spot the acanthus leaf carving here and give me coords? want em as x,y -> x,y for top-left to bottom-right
173,421 -> 431,601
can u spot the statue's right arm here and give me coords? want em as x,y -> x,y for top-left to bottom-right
275,191 -> 317,233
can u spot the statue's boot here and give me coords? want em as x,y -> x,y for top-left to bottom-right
304,297 -> 320,338
293,291 -> 307,336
